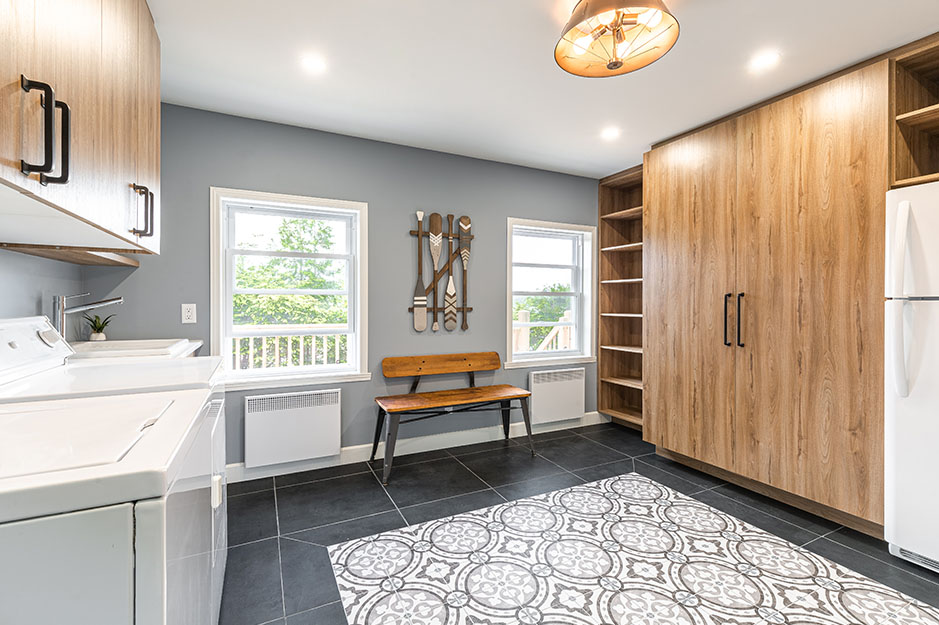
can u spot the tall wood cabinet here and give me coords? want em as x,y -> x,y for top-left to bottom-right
644,120 -> 738,473
0,0 -> 161,257
644,61 -> 889,525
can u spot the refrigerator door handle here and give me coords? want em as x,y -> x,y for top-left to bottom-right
892,200 -> 911,296
892,301 -> 910,398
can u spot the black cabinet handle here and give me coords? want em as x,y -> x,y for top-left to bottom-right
19,75 -> 55,176
723,293 -> 732,347
131,184 -> 149,236
144,190 -> 155,237
736,293 -> 745,347
39,100 -> 70,185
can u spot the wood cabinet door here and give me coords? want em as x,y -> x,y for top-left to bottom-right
0,0 -> 39,193
29,0 -> 119,232
735,62 -> 888,523
134,0 -> 161,254
644,120 -> 738,472
99,0 -> 141,244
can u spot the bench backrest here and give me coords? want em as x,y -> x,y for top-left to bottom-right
382,352 -> 501,378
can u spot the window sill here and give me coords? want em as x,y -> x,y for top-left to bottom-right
503,356 -> 596,370
220,370 -> 372,392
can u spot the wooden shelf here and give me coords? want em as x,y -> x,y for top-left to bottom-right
601,407 -> 643,427
601,345 -> 643,354
601,206 -> 643,221
0,244 -> 141,267
601,242 -> 643,253
598,165 -> 644,431
602,377 -> 643,390
897,103 -> 939,132
893,171 -> 939,188
601,278 -> 642,285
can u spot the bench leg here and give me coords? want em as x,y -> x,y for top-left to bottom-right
500,400 -> 511,439
520,397 -> 535,456
370,407 -> 386,462
382,412 -> 401,485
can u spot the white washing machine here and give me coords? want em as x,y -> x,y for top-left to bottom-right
0,317 -> 227,625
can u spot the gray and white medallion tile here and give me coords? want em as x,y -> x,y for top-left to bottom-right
327,473 -> 939,625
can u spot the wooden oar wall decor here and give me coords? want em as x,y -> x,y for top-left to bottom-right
409,212 -> 474,332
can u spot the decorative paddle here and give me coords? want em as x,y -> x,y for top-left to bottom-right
459,216 -> 472,330
428,213 -> 443,331
444,214 -> 458,331
413,211 -> 427,332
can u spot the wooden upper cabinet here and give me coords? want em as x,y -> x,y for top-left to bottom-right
135,0 -> 160,253
0,0 -> 160,254
735,62 -> 889,524
643,119 -> 738,473
99,0 -> 141,243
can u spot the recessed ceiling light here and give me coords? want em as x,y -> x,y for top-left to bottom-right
601,126 -> 622,141
300,52 -> 328,75
748,49 -> 781,74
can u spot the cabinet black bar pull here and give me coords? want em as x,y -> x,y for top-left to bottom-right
144,190 -> 155,237
20,75 -> 55,176
723,293 -> 732,347
39,100 -> 70,185
131,184 -> 149,236
736,292 -> 745,347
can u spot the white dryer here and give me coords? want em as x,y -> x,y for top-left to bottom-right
0,317 -> 227,625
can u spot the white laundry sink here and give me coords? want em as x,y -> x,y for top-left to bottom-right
69,339 -> 202,360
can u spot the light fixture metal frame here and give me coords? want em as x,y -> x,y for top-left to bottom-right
555,0 -> 680,78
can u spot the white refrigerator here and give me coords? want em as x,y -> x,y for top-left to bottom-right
885,180 -> 939,574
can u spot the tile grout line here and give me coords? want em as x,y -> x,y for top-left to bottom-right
281,600 -> 343,622
447,451 -> 510,503
366,462 -> 410,526
271,485 -> 288,621
811,534 -> 939,591
800,527 -> 844,549
569,430 -> 650,459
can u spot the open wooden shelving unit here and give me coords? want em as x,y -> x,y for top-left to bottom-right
597,164 -> 644,429
892,41 -> 939,187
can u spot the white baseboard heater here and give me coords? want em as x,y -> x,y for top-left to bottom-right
529,367 -> 586,424
244,388 -> 341,468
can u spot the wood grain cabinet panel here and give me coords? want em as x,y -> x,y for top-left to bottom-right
643,120 -> 738,473
0,0 -> 161,255
134,0 -> 160,253
646,61 -> 888,525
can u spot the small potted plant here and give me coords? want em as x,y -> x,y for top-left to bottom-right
84,314 -> 115,341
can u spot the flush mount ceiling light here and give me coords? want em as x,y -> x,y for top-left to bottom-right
300,52 -> 328,75
555,0 -> 679,78
748,49 -> 781,74
601,126 -> 621,141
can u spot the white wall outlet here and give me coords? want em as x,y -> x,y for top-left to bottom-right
181,303 -> 197,324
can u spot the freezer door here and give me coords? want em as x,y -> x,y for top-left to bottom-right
884,300 -> 939,563
886,181 -> 939,298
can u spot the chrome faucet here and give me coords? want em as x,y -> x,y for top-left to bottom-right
52,293 -> 124,340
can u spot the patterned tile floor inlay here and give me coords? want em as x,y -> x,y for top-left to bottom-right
328,473 -> 939,625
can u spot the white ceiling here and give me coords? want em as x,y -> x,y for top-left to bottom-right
150,0 -> 939,179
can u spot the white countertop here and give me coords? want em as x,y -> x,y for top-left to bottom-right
0,356 -> 222,403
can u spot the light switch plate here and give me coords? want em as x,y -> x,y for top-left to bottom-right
181,303 -> 197,324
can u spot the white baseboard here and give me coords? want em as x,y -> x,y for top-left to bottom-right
226,411 -> 608,483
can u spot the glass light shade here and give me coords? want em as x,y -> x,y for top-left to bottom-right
555,0 -> 679,78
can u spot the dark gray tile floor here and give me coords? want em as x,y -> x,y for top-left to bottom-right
220,422 -> 939,625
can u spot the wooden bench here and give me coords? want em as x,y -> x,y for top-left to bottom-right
371,351 -> 535,484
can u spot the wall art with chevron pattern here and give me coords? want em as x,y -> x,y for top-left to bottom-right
408,211 -> 474,332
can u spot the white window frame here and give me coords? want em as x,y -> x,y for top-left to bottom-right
210,187 -> 370,390
505,217 -> 596,369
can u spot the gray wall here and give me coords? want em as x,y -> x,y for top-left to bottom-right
83,104 -> 600,464
0,250 -> 84,339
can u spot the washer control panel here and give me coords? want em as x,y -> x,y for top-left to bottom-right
0,316 -> 73,386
